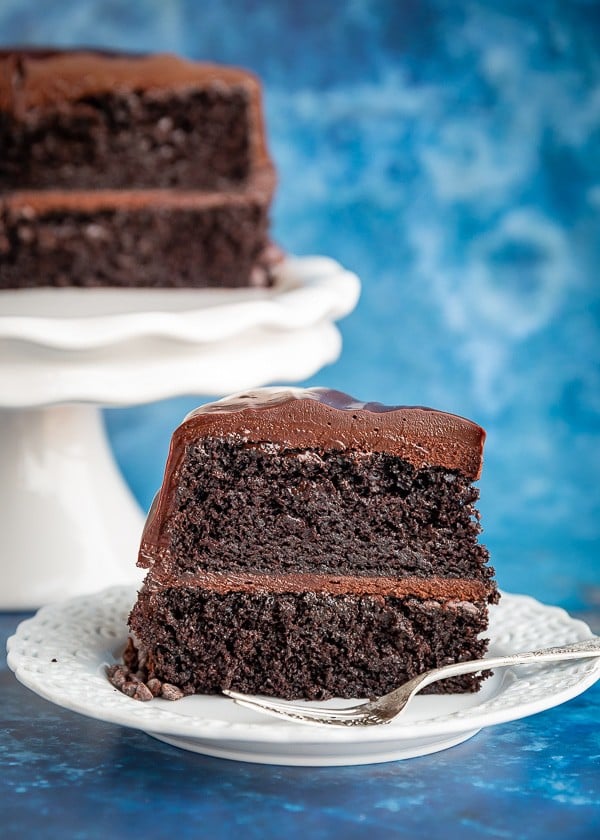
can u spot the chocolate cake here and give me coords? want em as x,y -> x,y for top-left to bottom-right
128,387 -> 499,701
0,49 -> 276,288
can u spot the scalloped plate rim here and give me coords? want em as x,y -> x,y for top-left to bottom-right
6,586 -> 600,746
0,255 -> 360,350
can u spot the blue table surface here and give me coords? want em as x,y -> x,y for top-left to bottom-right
2,612 -> 599,840
1,0 -> 599,836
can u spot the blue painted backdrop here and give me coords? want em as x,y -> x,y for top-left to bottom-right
1,0 -> 598,620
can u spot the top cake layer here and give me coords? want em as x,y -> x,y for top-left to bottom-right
139,387 -> 491,585
0,48 -> 271,189
180,387 -> 486,479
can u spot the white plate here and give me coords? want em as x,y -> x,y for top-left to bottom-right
0,256 -> 360,350
7,586 -> 600,766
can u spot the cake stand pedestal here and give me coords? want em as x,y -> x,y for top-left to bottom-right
1,405 -> 145,608
0,256 -> 359,609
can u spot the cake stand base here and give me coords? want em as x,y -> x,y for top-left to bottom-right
0,405 -> 145,610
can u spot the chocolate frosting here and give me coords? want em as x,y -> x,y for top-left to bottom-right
1,166 -> 276,214
0,48 -> 270,169
182,388 -> 485,477
140,387 -> 486,559
142,570 -> 492,602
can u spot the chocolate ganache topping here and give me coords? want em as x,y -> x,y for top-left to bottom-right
0,49 -> 259,108
181,387 -> 485,477
140,388 -> 486,561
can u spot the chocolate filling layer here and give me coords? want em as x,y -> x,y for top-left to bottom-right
1,165 -> 274,211
142,571 -> 493,601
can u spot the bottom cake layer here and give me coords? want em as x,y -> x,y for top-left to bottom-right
0,171 -> 275,289
129,587 -> 492,700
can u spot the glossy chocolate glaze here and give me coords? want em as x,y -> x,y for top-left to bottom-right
183,387 -> 485,474
0,48 -> 269,168
140,387 -> 486,560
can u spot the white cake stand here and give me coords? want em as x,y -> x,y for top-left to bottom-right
0,256 -> 360,609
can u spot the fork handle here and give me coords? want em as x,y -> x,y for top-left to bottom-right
415,637 -> 600,691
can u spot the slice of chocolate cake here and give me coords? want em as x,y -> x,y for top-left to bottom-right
129,387 -> 499,701
0,49 -> 277,288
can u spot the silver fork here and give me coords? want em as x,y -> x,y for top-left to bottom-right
223,638 -> 600,727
